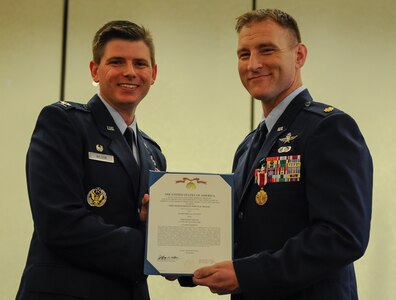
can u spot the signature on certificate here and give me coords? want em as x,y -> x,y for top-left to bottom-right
157,255 -> 180,262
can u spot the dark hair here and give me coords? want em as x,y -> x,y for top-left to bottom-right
92,20 -> 155,65
235,9 -> 301,43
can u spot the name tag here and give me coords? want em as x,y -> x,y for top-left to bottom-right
88,152 -> 114,163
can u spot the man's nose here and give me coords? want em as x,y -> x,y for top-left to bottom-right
123,62 -> 136,78
248,54 -> 262,72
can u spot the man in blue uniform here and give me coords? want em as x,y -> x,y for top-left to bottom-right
192,9 -> 373,300
17,20 -> 166,299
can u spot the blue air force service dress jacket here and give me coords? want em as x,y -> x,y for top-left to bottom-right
17,95 -> 166,300
231,89 -> 372,300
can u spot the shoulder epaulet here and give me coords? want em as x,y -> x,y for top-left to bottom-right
139,130 -> 162,150
303,101 -> 342,117
54,100 -> 90,112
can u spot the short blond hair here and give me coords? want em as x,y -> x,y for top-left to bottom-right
236,9 -> 301,44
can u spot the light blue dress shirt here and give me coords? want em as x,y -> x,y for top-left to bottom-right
262,86 -> 306,134
97,94 -> 140,165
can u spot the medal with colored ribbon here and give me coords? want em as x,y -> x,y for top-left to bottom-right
255,168 -> 268,205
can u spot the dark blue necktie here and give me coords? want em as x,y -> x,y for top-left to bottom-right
246,121 -> 268,169
124,127 -> 139,167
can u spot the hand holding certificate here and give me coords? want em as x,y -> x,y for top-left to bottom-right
144,171 -> 233,275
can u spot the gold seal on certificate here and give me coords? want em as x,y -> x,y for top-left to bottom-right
255,188 -> 268,205
186,181 -> 196,190
145,171 -> 234,275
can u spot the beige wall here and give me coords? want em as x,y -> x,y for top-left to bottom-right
1,0 -> 395,299
0,0 -> 64,297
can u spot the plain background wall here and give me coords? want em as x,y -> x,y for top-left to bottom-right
1,0 -> 395,299
0,0 -> 64,297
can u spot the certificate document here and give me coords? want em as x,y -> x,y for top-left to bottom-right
144,171 -> 233,275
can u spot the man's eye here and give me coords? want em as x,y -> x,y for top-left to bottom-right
239,53 -> 250,60
260,48 -> 275,54
109,60 -> 122,65
135,61 -> 149,68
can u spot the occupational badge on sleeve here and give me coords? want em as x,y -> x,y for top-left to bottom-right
87,187 -> 107,207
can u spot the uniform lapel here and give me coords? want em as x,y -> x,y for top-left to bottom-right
136,127 -> 151,201
87,95 -> 140,194
235,91 -> 312,213
233,153 -> 247,209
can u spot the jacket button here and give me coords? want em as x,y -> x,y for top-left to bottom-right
238,211 -> 244,219
234,242 -> 239,252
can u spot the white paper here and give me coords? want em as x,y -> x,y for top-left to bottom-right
145,172 -> 233,275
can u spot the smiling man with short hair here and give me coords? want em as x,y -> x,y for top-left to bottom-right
17,20 -> 166,300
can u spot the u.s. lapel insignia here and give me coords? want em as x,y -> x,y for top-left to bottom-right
324,106 -> 334,113
106,125 -> 115,131
87,187 -> 107,207
277,126 -> 284,132
278,146 -> 292,153
279,132 -> 298,144
96,144 -> 104,152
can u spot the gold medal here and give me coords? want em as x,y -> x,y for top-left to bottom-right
255,167 -> 269,205
255,188 -> 268,205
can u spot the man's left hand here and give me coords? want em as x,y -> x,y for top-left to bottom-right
139,194 -> 149,222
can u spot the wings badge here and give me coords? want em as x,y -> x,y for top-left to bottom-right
279,132 -> 298,144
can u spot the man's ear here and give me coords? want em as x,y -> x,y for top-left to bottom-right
89,60 -> 99,83
295,43 -> 307,69
151,64 -> 158,85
